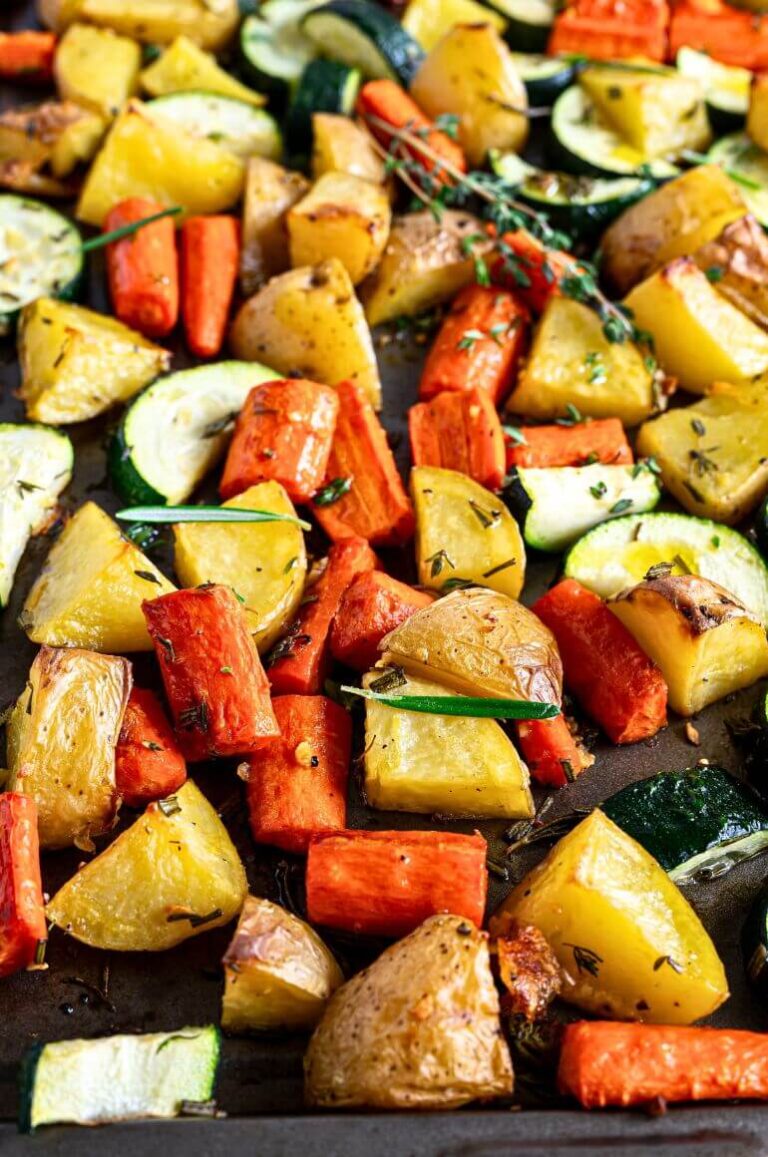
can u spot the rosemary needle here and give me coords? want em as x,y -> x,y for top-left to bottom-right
341,686 -> 560,720
116,505 -> 312,531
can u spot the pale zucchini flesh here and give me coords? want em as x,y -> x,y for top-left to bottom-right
147,91 -> 282,160
0,196 -> 82,334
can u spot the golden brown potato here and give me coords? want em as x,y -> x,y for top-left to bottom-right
55,23 -> 141,120
748,72 -> 768,152
0,99 -> 105,183
40,0 -> 240,50
287,171 -> 391,286
691,214 -> 768,329
311,114 -> 387,185
304,914 -> 514,1109
240,156 -> 309,297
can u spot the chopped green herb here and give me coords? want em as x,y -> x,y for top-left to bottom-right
589,481 -> 608,499
425,548 -> 455,578
116,505 -> 311,530
340,686 -> 560,719
314,477 -> 353,506
609,498 -> 633,515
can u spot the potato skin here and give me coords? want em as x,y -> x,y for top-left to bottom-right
619,574 -> 757,636
304,914 -> 514,1109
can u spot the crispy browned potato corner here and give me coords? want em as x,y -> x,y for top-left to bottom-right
494,923 -> 563,1023
692,215 -> 768,330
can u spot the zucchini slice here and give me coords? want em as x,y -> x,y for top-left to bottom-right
287,59 -> 361,153
0,423 -> 73,608
676,47 -> 749,134
510,52 -> 574,106
20,1025 -> 220,1131
147,92 -> 282,161
109,361 -> 278,506
240,0 -> 324,91
603,765 -> 768,885
0,196 -> 82,335
551,85 -> 679,179
302,0 -> 424,85
564,511 -> 768,625
707,134 -> 768,226
505,464 -> 661,553
481,0 -> 555,52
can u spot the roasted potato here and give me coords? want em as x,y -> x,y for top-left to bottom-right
608,574 -> 768,716
45,780 -> 247,950
624,258 -> 768,394
239,156 -> 309,297
55,23 -> 140,119
691,214 -> 768,330
7,647 -> 130,850
402,0 -> 507,50
490,809 -> 729,1024
230,259 -> 381,409
311,114 -> 387,185
288,172 -> 391,286
40,0 -> 240,50
748,72 -> 768,152
173,482 -> 306,653
410,24 -> 528,166
380,585 -> 563,703
505,296 -> 659,428
0,100 -> 105,182
221,896 -> 343,1033
363,670 -> 534,819
304,914 -> 514,1109
140,35 -> 265,105
18,296 -> 170,423
21,501 -> 175,652
411,466 -> 525,599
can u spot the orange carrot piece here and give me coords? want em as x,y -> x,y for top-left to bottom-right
245,695 -> 351,853
310,380 -> 415,547
419,285 -> 528,406
268,536 -> 378,695
0,31 -> 56,81
515,716 -> 593,788
533,579 -> 668,745
329,570 -> 434,672
356,78 -> 467,186
492,230 -> 577,315
670,0 -> 768,70
409,387 -> 507,491
181,215 -> 239,358
0,793 -> 46,978
306,829 -> 488,937
104,197 -> 179,339
220,378 -> 339,503
505,419 -> 633,470
558,1021 -> 768,1108
115,687 -> 187,808
142,584 -> 278,761
549,0 -> 669,62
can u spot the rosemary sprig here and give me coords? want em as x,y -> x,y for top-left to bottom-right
81,206 -> 182,252
341,686 -> 560,720
116,505 -> 311,530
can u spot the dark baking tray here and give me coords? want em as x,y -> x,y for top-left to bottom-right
3,2 -> 768,1151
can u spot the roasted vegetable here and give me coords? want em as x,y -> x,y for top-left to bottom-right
7,647 -> 131,850
140,35 -> 265,104
749,71 -> 768,151
239,156 -> 309,297
180,214 -> 239,359
409,388 -> 506,491
490,809 -> 729,1024
222,896 -> 343,1033
104,197 -> 179,339
304,914 -> 514,1109
311,112 -> 386,184
505,419 -> 632,469
495,922 -> 562,1022
692,214 -> 768,330
54,23 -> 140,119
288,171 -> 391,286
0,98 -> 105,183
40,0 -> 240,51
515,715 -> 594,789
0,31 -> 56,82
115,687 -> 187,808
357,79 -> 466,188
329,571 -> 434,672
0,793 -> 46,979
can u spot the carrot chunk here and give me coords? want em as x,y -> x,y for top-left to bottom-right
356,78 -> 467,186
104,197 -> 179,339
515,716 -> 594,788
409,387 -> 506,491
0,793 -> 46,979
0,31 -> 56,81
492,230 -> 577,315
306,829 -> 488,937
505,419 -> 633,469
115,687 -> 187,807
549,0 -> 669,62
329,570 -> 434,672
181,215 -> 239,358
670,0 -> 768,70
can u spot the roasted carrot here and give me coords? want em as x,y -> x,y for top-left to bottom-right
515,716 -> 594,788
245,695 -> 351,853
558,1021 -> 768,1108
505,419 -> 633,470
0,793 -> 46,979
104,197 -> 179,339
329,570 -> 434,672
549,0 -> 669,62
0,31 -> 56,81
533,579 -> 668,745
409,388 -> 507,491
142,584 -> 278,761
356,79 -> 467,186
310,380 -> 415,547
306,829 -> 488,937
492,230 -> 577,315
181,215 -> 239,358
115,686 -> 187,808
419,285 -> 529,406
670,0 -> 768,70
268,536 -> 378,695
220,378 -> 339,504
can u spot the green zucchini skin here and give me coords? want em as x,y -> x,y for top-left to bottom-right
511,54 -> 574,106
757,493 -> 768,559
743,879 -> 768,991
301,0 -> 424,85
286,59 -> 361,155
108,425 -> 167,508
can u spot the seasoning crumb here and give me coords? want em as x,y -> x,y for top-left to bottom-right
684,721 -> 701,746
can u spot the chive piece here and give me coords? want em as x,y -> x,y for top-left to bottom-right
341,686 -> 560,720
115,505 -> 311,530
81,206 -> 183,252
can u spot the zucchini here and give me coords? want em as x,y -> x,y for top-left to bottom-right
0,423 -> 73,608
707,134 -> 768,226
564,511 -> 768,625
109,361 -> 278,506
20,1025 -> 220,1131
757,491 -> 768,557
286,59 -> 361,154
510,52 -> 574,106
302,0 -> 424,85
551,85 -> 679,179
147,92 -> 282,161
603,765 -> 768,886
240,0 -> 324,92
0,196 -> 82,335
504,464 -> 661,553
676,47 -> 750,134
743,876 -> 768,990
481,0 -> 555,52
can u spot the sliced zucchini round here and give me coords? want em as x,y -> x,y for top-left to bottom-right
287,59 -> 361,154
240,0 -> 324,91
551,85 -> 679,179
302,0 -> 424,85
0,196 -> 83,336
481,0 -> 555,52
676,46 -> 750,134
510,52 -> 574,106
707,134 -> 768,226
109,361 -> 279,507
147,92 -> 282,160
564,511 -> 768,625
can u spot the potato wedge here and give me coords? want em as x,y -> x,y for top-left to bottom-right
311,114 -> 387,185
608,574 -> 768,716
490,809 -> 729,1024
173,482 -> 306,653
0,100 -> 105,180
380,585 -> 562,703
7,647 -> 130,850
21,501 -> 175,653
239,156 -> 309,297
748,72 -> 768,152
42,0 -> 240,49
18,297 -> 169,425
222,896 -> 343,1033
411,466 -> 525,599
140,35 -> 265,105
288,172 -> 391,286
363,670 -> 534,819
691,214 -> 768,330
230,259 -> 381,409
505,296 -> 658,427
55,23 -> 140,119
45,780 -> 247,950
305,914 -> 514,1109
624,258 -> 768,394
